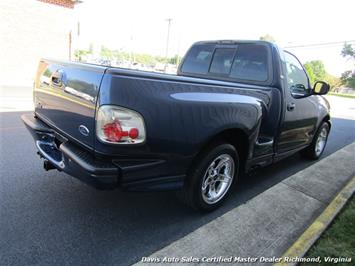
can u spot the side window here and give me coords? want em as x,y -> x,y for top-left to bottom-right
181,44 -> 214,74
209,48 -> 235,75
40,65 -> 56,86
284,52 -> 309,93
230,44 -> 268,81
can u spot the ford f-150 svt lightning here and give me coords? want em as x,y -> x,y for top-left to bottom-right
22,40 -> 331,211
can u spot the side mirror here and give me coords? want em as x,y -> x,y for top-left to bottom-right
291,84 -> 311,98
312,81 -> 330,95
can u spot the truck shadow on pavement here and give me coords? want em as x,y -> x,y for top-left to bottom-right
1,111 -> 354,266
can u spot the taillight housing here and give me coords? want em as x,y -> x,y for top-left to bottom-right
96,105 -> 146,144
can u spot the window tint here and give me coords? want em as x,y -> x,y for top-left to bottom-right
284,52 -> 309,90
181,43 -> 270,83
209,48 -> 235,74
230,44 -> 268,81
181,44 -> 214,74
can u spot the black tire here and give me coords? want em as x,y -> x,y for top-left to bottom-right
177,143 -> 239,212
301,122 -> 330,160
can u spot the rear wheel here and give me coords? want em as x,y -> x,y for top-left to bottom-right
301,122 -> 329,160
177,143 -> 239,211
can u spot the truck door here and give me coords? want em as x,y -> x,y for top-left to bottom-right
277,51 -> 318,153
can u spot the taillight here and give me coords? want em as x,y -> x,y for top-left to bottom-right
96,106 -> 146,144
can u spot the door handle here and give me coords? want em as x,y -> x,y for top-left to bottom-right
287,102 -> 296,111
51,70 -> 63,87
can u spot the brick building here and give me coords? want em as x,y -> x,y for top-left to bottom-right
0,0 -> 79,86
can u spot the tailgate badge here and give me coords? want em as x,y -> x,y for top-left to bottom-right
79,125 -> 90,136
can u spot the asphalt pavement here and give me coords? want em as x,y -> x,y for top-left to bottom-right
0,96 -> 355,265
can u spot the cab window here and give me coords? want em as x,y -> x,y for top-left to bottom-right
284,52 -> 310,95
180,43 -> 271,84
180,44 -> 214,74
230,44 -> 268,81
209,48 -> 235,75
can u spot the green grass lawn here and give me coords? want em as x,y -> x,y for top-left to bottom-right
328,92 -> 355,99
301,196 -> 355,266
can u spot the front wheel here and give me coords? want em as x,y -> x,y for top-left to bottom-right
177,143 -> 239,211
301,122 -> 330,160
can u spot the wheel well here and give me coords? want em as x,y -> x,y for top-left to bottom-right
321,115 -> 331,129
190,129 -> 249,174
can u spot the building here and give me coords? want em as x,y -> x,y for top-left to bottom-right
0,0 -> 79,87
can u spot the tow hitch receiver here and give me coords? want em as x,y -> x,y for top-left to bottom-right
43,159 -> 56,171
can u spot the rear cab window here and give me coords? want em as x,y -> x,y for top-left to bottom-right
209,48 -> 235,74
179,44 -> 215,74
180,42 -> 272,85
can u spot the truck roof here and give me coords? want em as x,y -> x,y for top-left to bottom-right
192,40 -> 275,46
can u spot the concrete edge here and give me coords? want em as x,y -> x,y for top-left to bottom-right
275,175 -> 355,266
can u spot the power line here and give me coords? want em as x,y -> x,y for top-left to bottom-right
284,40 -> 355,49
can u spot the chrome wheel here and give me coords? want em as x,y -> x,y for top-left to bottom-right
201,154 -> 235,204
315,127 -> 328,156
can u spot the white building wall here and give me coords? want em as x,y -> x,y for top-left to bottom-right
0,0 -> 74,86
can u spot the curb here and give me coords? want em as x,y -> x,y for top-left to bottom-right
275,175 -> 355,266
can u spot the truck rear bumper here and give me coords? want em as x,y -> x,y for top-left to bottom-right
21,114 -> 185,191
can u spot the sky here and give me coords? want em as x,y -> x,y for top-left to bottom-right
74,0 -> 355,77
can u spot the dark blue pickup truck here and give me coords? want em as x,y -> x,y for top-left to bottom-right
22,40 -> 331,211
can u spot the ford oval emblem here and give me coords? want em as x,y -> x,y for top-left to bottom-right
79,125 -> 90,136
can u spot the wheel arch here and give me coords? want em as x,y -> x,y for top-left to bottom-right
188,128 -> 250,176
322,114 -> 331,130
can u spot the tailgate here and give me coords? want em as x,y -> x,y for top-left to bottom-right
34,60 -> 107,150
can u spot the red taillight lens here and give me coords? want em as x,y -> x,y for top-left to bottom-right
128,128 -> 139,139
96,106 -> 145,144
103,121 -> 123,142
103,121 -> 139,142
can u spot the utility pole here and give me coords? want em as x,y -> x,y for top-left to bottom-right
165,18 -> 172,72
176,36 -> 181,68
68,30 -> 72,61
129,35 -> 134,66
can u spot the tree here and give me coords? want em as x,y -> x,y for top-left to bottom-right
341,43 -> 355,60
74,49 -> 90,61
324,73 -> 341,92
100,46 -> 113,60
259,34 -> 276,43
304,60 -> 326,82
340,43 -> 355,89
304,60 -> 340,91
304,63 -> 316,85
341,70 -> 355,89
168,54 -> 182,65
